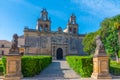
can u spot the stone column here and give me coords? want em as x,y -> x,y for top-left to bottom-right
4,34 -> 22,80
4,54 -> 22,80
91,56 -> 111,79
91,35 -> 112,79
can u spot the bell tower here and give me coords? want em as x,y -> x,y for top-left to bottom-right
67,14 -> 78,35
36,8 -> 51,32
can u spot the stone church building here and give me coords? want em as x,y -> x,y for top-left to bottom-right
23,9 -> 86,59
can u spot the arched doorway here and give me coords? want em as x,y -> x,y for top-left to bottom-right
56,48 -> 63,60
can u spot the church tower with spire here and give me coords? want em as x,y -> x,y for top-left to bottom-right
36,8 -> 51,32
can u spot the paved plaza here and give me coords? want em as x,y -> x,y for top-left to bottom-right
22,60 -> 81,80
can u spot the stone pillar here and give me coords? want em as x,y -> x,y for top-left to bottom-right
91,56 -> 112,79
4,54 -> 22,80
91,35 -> 112,79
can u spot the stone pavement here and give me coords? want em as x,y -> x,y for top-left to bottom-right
22,60 -> 81,80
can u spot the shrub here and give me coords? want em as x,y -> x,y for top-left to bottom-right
66,56 -> 93,77
2,56 -> 6,75
0,60 -> 3,72
0,66 -> 3,72
0,60 -> 2,64
21,56 -> 52,77
110,61 -> 120,75
1,55 -> 52,77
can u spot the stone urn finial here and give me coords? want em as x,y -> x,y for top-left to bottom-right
94,35 -> 106,57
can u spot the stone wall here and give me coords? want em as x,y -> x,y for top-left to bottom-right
24,31 -> 86,58
0,40 -> 11,56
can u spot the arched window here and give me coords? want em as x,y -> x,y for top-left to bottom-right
43,14 -> 47,21
73,28 -> 76,34
69,28 -> 72,33
69,28 -> 72,31
46,24 -> 48,28
45,24 -> 48,32
40,25 -> 43,31
1,44 -> 4,48
72,19 -> 75,24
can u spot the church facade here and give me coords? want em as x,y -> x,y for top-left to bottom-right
24,9 -> 86,59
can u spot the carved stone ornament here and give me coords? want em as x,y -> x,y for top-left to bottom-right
94,35 -> 107,57
9,34 -> 19,54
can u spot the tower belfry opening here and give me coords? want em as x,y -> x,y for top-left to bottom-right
36,8 -> 51,32
64,13 -> 78,35
69,13 -> 76,24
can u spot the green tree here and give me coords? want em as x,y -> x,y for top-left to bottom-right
104,30 -> 120,62
100,15 -> 120,62
82,31 -> 99,55
82,14 -> 120,62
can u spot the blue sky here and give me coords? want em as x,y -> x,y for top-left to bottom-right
1,0 -> 120,41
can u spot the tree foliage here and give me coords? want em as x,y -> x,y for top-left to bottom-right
82,31 -> 100,55
100,15 -> 120,62
82,14 -> 120,62
104,30 -> 119,54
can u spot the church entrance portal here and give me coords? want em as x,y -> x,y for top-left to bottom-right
56,48 -> 63,60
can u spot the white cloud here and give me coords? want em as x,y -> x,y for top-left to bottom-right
72,0 -> 120,18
